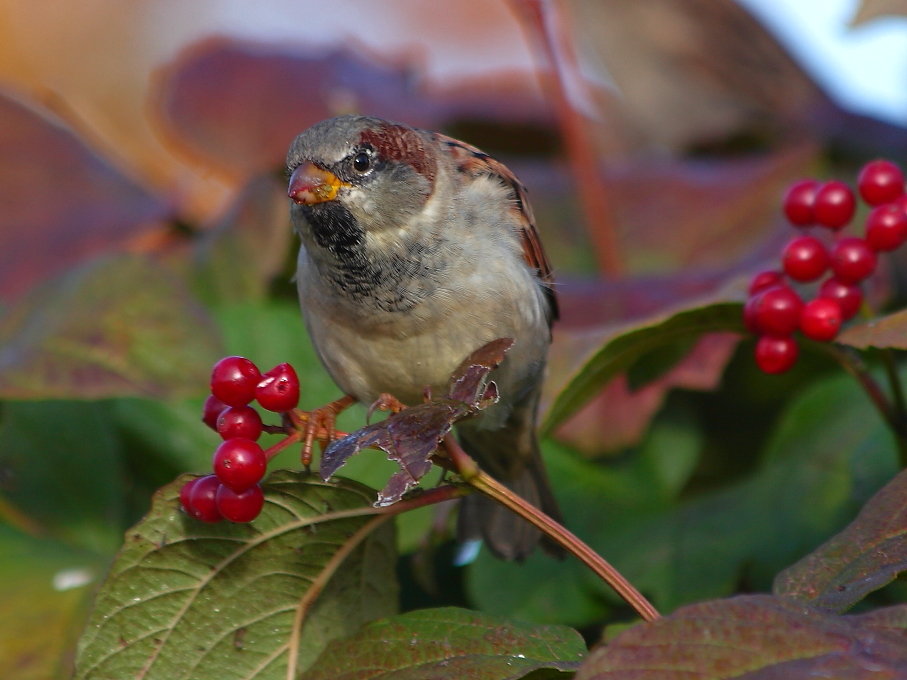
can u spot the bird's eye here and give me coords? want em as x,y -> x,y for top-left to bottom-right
352,151 -> 371,173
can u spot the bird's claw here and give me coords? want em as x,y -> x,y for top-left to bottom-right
299,395 -> 356,467
366,392 -> 407,422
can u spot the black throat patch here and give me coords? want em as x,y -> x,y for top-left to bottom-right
296,202 -> 441,314
299,201 -> 363,258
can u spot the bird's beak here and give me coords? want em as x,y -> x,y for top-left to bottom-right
288,162 -> 347,205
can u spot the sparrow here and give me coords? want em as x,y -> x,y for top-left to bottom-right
286,114 -> 561,561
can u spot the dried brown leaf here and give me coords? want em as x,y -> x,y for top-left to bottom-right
850,0 -> 907,25
320,340 -> 511,504
837,308 -> 907,350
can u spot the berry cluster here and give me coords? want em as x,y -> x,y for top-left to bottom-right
180,356 -> 301,523
746,160 -> 907,374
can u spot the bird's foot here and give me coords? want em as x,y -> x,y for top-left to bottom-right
294,394 -> 356,467
366,392 -> 407,422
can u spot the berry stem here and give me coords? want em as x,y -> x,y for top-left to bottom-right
878,347 -> 907,466
439,434 -> 660,623
262,429 -> 303,462
824,344 -> 907,464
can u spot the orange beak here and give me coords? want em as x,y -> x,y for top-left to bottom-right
288,162 -> 347,204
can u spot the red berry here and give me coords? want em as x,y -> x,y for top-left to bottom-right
216,484 -> 265,523
818,278 -> 862,320
213,438 -> 267,492
813,181 -> 856,229
857,159 -> 904,206
748,270 -> 784,295
186,475 -> 223,523
782,179 -> 820,226
210,356 -> 262,407
831,237 -> 878,283
255,363 -> 301,412
202,394 -> 228,431
781,236 -> 829,282
865,204 -> 907,252
179,478 -> 198,513
743,295 -> 761,334
216,405 -> 263,441
754,335 -> 799,374
750,286 -> 803,336
799,298 -> 843,342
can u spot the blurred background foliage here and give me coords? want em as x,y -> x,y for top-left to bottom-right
2,1 -> 907,677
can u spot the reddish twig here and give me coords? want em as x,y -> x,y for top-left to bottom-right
509,0 -> 623,276
440,434 -> 660,622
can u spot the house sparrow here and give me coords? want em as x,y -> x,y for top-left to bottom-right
286,115 -> 561,561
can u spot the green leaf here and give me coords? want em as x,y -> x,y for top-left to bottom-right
471,371 -> 897,624
624,337 -> 697,391
0,525 -> 102,680
619,370 -> 897,611
774,466 -> 907,613
304,607 -> 586,680
0,255 -> 223,400
110,396 -> 222,475
543,302 -> 743,433
466,437 -> 674,626
576,595 -> 907,679
0,400 -> 128,553
74,471 -> 398,680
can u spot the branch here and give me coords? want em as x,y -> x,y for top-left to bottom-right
440,434 -> 660,622
509,0 -> 623,276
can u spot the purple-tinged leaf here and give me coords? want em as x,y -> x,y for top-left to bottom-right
774,467 -> 907,613
0,92 -> 170,302
577,595 -> 907,680
554,332 -> 738,454
153,39 -> 550,178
